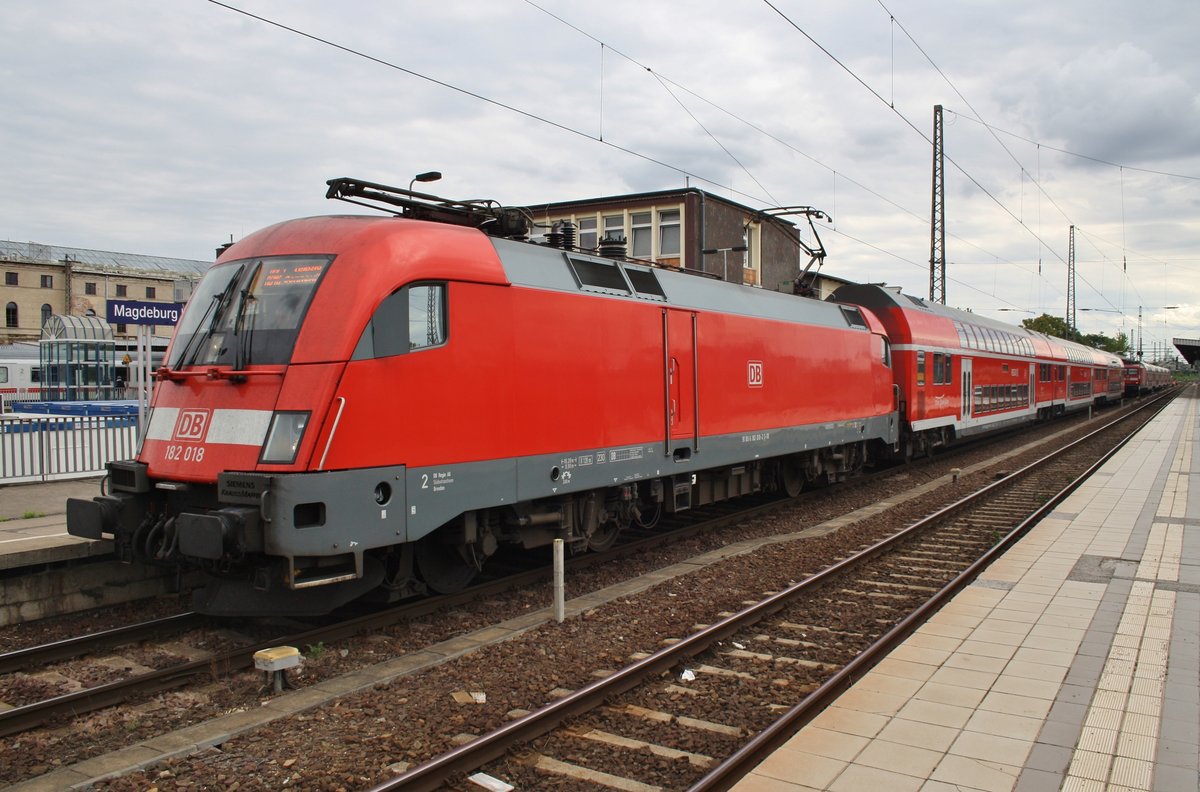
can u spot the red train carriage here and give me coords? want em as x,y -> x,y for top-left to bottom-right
1124,360 -> 1172,395
828,284 -> 1121,457
69,180 -> 898,615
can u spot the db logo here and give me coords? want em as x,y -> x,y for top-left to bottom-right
747,360 -> 764,388
173,409 -> 211,441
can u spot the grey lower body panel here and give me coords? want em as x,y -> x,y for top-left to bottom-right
246,412 -> 896,557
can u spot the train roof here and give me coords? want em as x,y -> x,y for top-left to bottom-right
0,342 -> 40,362
829,283 -> 1122,367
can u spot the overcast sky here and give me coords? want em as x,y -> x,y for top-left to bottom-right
3,0 -> 1198,355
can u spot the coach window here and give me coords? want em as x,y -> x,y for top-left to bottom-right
933,353 -> 945,385
916,350 -> 926,386
944,353 -> 952,384
880,336 -> 891,367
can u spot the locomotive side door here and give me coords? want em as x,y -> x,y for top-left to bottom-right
663,308 -> 698,457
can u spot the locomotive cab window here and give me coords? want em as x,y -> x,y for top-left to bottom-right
354,282 -> 448,359
168,255 -> 331,369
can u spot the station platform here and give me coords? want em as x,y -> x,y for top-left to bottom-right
0,477 -> 183,625
735,386 -> 1199,792
0,477 -> 107,568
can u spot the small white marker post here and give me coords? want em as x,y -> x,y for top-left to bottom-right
553,537 -> 565,623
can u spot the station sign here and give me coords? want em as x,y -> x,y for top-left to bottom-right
106,300 -> 187,327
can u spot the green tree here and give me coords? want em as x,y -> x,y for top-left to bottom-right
1081,331 -> 1129,355
1019,314 -> 1129,354
1021,314 -> 1078,341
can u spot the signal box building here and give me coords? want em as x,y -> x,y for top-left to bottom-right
530,188 -> 844,298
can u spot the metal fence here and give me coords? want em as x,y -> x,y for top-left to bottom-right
0,414 -> 138,483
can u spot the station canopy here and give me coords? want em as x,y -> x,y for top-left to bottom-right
42,313 -> 114,341
1174,338 -> 1200,365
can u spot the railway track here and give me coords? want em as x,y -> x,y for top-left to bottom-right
0,492 -> 792,739
370,392 -> 1173,791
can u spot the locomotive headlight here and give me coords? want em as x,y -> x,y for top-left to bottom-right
260,411 -> 310,464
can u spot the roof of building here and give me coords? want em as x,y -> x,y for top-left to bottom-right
0,239 -> 209,277
528,187 -> 794,226
1174,338 -> 1200,365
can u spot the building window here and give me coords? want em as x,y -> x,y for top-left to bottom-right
4,272 -> 16,286
603,214 -> 624,243
5,302 -> 16,328
744,221 -> 761,285
146,286 -> 156,299
577,217 -> 597,251
85,281 -> 97,295
41,304 -> 52,327
116,284 -> 127,297
659,210 -> 680,256
630,212 -> 652,258
40,274 -> 53,288
116,323 -> 128,334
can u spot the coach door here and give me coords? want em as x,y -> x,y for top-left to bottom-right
960,358 -> 973,422
663,309 -> 698,458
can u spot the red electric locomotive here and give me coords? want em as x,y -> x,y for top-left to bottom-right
1123,359 -> 1171,395
829,284 -> 1123,458
68,179 -> 900,615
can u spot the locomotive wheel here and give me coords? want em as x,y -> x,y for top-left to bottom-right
587,521 -> 620,552
415,535 -> 478,594
781,458 -> 804,498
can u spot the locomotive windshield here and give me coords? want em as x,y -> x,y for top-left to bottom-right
168,255 -> 331,369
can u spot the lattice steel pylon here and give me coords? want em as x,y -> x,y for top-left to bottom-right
1067,225 -> 1076,335
929,105 -> 946,304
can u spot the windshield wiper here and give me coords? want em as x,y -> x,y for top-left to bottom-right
182,264 -> 245,369
233,261 -> 263,371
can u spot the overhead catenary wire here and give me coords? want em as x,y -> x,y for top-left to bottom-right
521,0 -> 1049,292
203,0 -> 775,209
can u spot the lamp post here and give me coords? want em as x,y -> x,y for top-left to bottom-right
701,245 -> 749,283
408,170 -> 442,193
